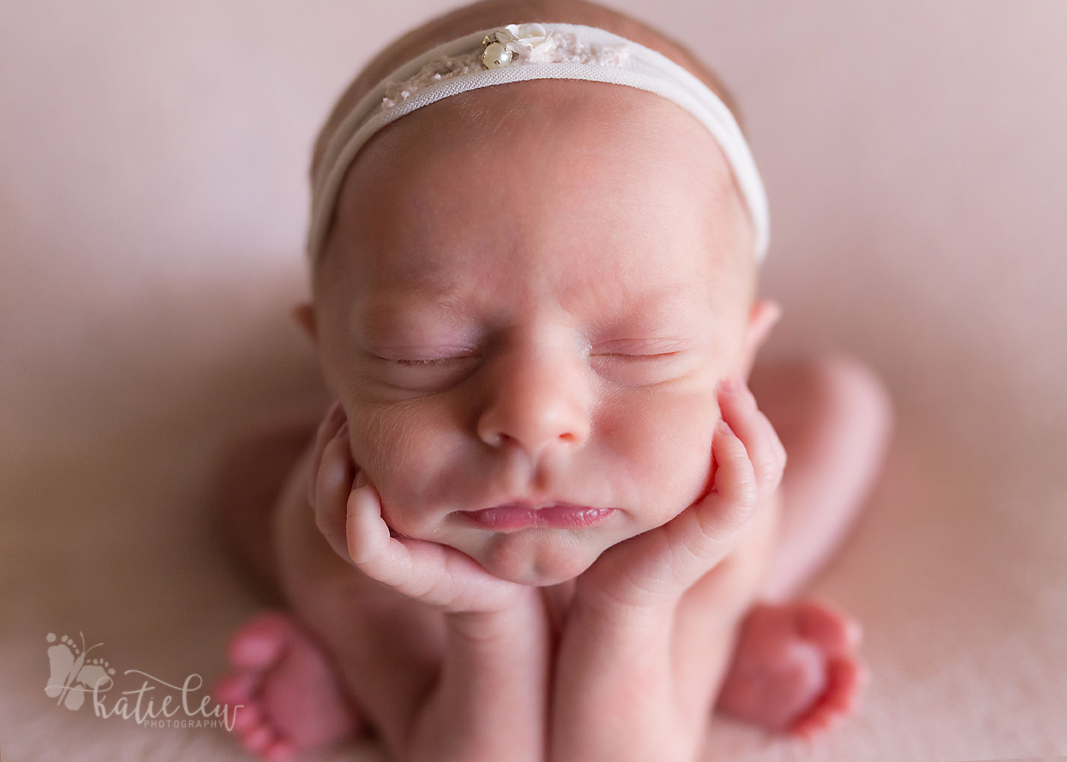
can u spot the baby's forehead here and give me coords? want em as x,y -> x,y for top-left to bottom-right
321,83 -> 755,325
316,78 -> 757,319
341,78 -> 743,233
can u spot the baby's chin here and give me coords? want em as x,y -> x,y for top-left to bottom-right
467,530 -> 609,587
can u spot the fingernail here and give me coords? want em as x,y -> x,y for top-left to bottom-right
717,419 -> 734,437
336,422 -> 349,440
322,449 -> 347,489
353,470 -> 368,490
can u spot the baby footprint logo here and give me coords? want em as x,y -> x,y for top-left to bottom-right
45,632 -> 115,710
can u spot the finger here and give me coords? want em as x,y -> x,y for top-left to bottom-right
314,430 -> 354,561
345,473 -> 398,570
709,418 -> 758,513
345,480 -> 519,611
718,379 -> 786,499
722,377 -> 787,467
719,379 -> 785,485
307,400 -> 346,508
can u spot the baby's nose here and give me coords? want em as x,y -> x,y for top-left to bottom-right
475,347 -> 592,456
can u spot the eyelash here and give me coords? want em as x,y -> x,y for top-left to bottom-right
392,358 -> 455,366
378,355 -> 475,367
374,345 -> 685,370
594,351 -> 678,358
590,338 -> 687,358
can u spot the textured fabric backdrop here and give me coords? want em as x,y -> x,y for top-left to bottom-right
1,2 -> 1065,760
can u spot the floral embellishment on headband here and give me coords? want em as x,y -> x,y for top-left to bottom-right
381,24 -> 630,109
481,23 -> 555,68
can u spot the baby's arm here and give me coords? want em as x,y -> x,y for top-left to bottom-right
310,405 -> 551,762
551,378 -> 786,762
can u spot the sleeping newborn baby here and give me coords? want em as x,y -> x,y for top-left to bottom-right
213,1 -> 893,760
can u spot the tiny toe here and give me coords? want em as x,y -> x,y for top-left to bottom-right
264,738 -> 295,761
791,710 -> 836,739
795,600 -> 861,655
214,671 -> 257,704
228,612 -> 295,668
824,657 -> 864,712
836,616 -> 863,650
787,657 -> 865,737
790,695 -> 843,736
231,703 -> 263,733
242,724 -> 276,753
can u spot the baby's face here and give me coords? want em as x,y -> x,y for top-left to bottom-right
314,80 -> 759,586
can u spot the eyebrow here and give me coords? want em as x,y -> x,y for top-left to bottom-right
352,288 -> 471,339
577,277 -> 712,326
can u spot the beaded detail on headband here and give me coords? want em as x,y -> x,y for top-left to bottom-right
382,24 -> 629,109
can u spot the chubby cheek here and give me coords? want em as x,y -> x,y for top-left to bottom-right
343,398 -> 468,537
598,385 -> 720,527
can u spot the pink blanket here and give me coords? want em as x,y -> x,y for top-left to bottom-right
1,1 -> 1065,760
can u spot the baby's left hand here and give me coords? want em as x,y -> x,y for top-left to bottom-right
574,376 -> 786,615
550,377 -> 786,761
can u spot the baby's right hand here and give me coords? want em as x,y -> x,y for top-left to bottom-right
308,402 -> 529,614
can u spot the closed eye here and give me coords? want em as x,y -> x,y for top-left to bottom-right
588,340 -> 694,386
370,347 -> 479,364
369,351 -> 481,393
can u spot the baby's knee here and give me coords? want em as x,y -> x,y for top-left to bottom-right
807,354 -> 894,441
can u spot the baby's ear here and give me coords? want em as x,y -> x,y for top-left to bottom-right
292,302 -> 318,345
740,299 -> 781,379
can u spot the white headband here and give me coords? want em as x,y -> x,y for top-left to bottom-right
309,22 -> 770,262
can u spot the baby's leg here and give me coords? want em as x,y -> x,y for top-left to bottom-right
748,353 -> 894,601
715,354 -> 893,735
213,412 -> 320,602
212,415 -> 372,759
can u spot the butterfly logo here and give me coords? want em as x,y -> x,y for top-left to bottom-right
44,632 -> 116,711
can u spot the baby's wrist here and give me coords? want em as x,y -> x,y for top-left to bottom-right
569,582 -> 677,643
443,583 -> 542,624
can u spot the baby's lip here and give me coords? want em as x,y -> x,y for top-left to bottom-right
459,501 -> 616,531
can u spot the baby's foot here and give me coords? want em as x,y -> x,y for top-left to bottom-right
214,612 -> 361,761
715,599 -> 866,737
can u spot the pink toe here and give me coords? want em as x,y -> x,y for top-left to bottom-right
228,612 -> 295,668
795,600 -> 860,656
788,657 -> 865,737
213,671 -> 256,704
231,703 -> 262,733
790,696 -> 841,737
824,657 -> 864,711
243,724 -> 276,753
791,711 -> 836,739
264,739 -> 295,761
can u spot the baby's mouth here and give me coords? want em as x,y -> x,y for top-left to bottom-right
459,502 -> 615,531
